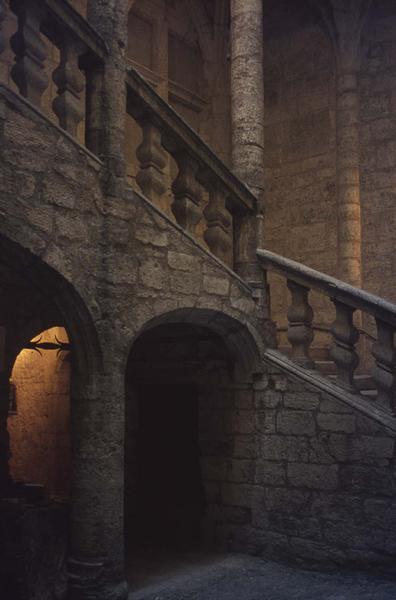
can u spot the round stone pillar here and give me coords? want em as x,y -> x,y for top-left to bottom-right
68,368 -> 128,600
86,0 -> 129,196
336,69 -> 361,287
230,0 -> 265,286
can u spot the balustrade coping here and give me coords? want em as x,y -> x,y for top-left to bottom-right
258,249 -> 396,327
33,0 -> 108,58
265,348 -> 396,432
126,66 -> 257,216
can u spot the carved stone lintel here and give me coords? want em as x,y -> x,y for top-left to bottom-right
372,319 -> 396,413
10,1 -> 48,106
171,153 -> 202,235
136,118 -> 167,203
202,177 -> 232,265
286,280 -> 314,369
330,300 -> 359,393
52,37 -> 85,137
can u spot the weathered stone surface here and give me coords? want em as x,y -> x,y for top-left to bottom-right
317,413 -> 356,434
276,410 -> 316,436
255,460 -> 286,486
284,392 -> 319,411
288,463 -> 339,491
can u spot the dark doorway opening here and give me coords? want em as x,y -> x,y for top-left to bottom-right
125,318 -> 251,591
135,383 -> 205,551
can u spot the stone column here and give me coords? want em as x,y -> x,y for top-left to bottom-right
317,0 -> 371,287
230,0 -> 265,286
86,0 -> 129,196
68,367 -> 128,600
336,67 -> 361,287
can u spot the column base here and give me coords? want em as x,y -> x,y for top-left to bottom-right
68,557 -> 128,600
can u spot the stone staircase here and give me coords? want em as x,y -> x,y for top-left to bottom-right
279,344 -> 377,397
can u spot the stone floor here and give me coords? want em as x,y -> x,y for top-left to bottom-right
127,552 -> 396,600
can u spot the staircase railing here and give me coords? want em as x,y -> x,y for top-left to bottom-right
126,66 -> 257,269
0,0 -> 258,272
258,249 -> 396,414
2,0 -> 106,138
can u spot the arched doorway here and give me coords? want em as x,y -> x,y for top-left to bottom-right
0,235 -> 103,599
124,310 -> 262,589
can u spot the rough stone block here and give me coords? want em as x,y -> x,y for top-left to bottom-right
288,463 -> 338,490
284,392 -> 319,411
136,225 -> 168,247
261,435 -> 309,462
339,465 -> 396,496
328,434 -> 394,462
167,251 -> 197,270
170,270 -> 201,294
203,275 -> 230,296
276,410 -> 316,436
255,390 -> 282,409
256,409 -> 277,434
139,258 -> 167,289
268,512 -> 322,541
265,487 -> 312,514
255,460 -> 286,486
317,413 -> 356,433
319,397 -> 353,414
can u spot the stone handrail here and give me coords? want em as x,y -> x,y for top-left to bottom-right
2,0 -> 107,137
258,249 -> 396,413
126,66 -> 257,268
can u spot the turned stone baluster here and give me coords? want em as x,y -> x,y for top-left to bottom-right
136,117 -> 167,203
10,1 -> 48,106
52,36 -> 85,137
202,176 -> 232,265
171,152 -> 202,235
286,280 -> 314,369
330,300 -> 359,393
372,319 -> 396,412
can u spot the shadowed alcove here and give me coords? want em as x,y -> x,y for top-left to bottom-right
124,309 -> 262,590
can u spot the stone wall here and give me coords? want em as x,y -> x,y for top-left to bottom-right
360,0 -> 396,304
8,327 -> 71,500
263,3 -> 337,347
262,0 -> 396,352
218,363 -> 396,573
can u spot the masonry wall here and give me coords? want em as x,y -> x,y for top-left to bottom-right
218,365 -> 396,572
263,3 -> 337,347
262,0 -> 396,353
8,327 -> 71,499
360,1 -> 396,304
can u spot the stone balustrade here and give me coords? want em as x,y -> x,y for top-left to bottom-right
0,2 -> 257,271
126,67 -> 257,268
2,0 -> 106,139
258,249 -> 396,414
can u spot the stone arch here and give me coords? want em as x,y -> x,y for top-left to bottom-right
129,307 -> 264,380
0,233 -> 106,597
0,233 -> 102,383
124,307 -> 264,578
